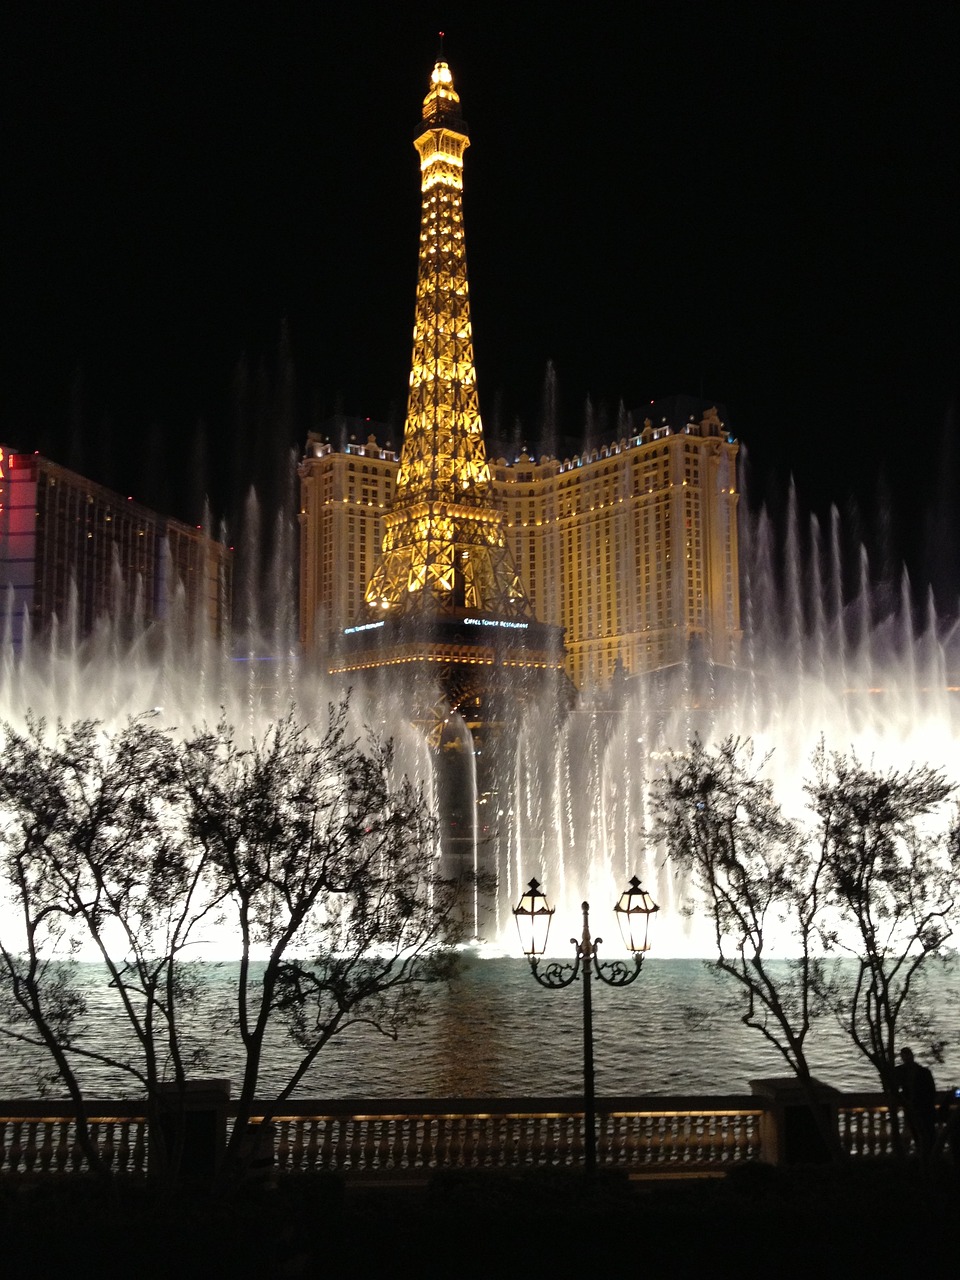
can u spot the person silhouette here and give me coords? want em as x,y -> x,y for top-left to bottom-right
895,1046 -> 937,1157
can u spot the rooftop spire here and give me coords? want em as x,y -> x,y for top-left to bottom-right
421,56 -> 464,131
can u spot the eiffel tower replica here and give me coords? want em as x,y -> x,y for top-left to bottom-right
334,57 -> 569,890
337,57 -> 568,741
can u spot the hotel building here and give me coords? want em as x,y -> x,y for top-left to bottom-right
300,396 -> 740,690
0,446 -> 231,646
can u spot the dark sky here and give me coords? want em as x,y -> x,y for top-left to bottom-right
3,3 -> 958,592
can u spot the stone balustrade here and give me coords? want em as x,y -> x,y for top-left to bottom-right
259,1097 -> 763,1175
0,1092 -> 900,1177
0,1101 -> 148,1176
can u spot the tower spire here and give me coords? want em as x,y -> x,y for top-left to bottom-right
363,59 -> 532,621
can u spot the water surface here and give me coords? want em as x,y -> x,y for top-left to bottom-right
3,956 -> 955,1100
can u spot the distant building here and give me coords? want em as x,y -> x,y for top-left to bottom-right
298,422 -> 399,656
0,445 -> 231,646
491,398 -> 740,688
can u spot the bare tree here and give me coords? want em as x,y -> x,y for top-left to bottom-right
178,705 -> 462,1179
654,737 -> 834,1141
656,734 -> 959,1161
0,714 -> 214,1177
806,743 -> 959,1152
0,703 -> 463,1182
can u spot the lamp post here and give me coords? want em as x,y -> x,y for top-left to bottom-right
512,875 -> 658,1175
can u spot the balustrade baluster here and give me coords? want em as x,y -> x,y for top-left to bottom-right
547,1114 -> 560,1166
415,1117 -> 426,1169
300,1119 -> 318,1171
609,1113 -> 624,1166
457,1115 -> 470,1168
597,1112 -> 612,1167
452,1116 -> 468,1169
878,1106 -> 892,1156
292,1118 -> 307,1171
517,1115 -> 533,1168
727,1114 -> 740,1161
544,1115 -> 557,1168
435,1116 -> 451,1169
840,1107 -> 852,1154
873,1107 -> 883,1156
419,1117 -> 435,1169
334,1117 -> 350,1170
116,1120 -> 131,1174
633,1113 -> 646,1163
51,1121 -> 67,1172
132,1120 -> 147,1174
101,1121 -> 116,1171
21,1120 -> 39,1171
486,1115 -> 503,1168
9,1121 -> 24,1173
391,1116 -> 407,1167
273,1119 -> 288,1172
36,1121 -> 53,1172
540,1114 -> 554,1167
565,1114 -> 577,1166
317,1117 -> 333,1170
730,1114 -> 744,1161
693,1113 -> 705,1163
347,1119 -> 364,1171
353,1119 -> 368,1171
72,1122 -> 87,1171
647,1113 -> 659,1165
471,1115 -> 488,1168
400,1117 -> 414,1169
376,1121 -> 391,1172
366,1118 -> 383,1171
574,1112 -> 587,1165
460,1116 -> 476,1169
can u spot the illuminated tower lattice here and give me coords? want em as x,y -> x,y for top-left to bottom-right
332,56 -> 566,751
363,61 -> 532,622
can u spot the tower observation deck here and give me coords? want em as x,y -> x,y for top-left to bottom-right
333,60 -> 567,726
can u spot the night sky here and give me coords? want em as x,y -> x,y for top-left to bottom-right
3,3 -> 958,598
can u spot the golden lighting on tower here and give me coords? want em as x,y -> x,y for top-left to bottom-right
362,60 -> 533,623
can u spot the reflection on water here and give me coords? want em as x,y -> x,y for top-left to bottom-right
3,954 -> 957,1099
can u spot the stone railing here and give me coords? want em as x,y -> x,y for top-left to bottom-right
838,1095 -> 900,1158
0,1100 -> 148,1176
0,1092 -> 897,1178
258,1096 -> 763,1176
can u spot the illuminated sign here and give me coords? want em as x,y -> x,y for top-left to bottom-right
344,621 -> 385,635
463,617 -> 528,631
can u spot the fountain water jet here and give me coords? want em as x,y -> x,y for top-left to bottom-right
1,483 -> 957,958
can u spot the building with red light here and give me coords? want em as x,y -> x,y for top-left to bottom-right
0,445 -> 231,647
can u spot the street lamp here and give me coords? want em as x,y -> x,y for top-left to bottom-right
513,875 -> 658,1174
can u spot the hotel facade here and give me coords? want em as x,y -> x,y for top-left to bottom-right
299,395 -> 740,690
0,446 -> 231,647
